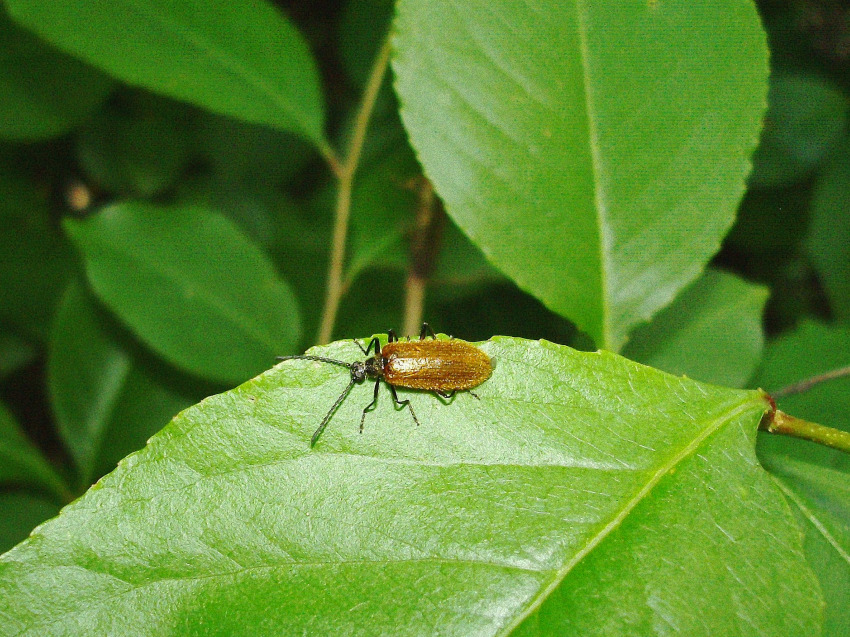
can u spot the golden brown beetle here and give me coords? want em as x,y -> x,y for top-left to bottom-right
278,323 -> 492,446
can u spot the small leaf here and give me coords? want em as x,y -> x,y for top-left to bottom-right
750,72 -> 848,188
624,269 -> 768,387
77,94 -> 191,197
808,138 -> 850,322
48,280 -> 198,485
5,0 -> 327,147
0,8 -> 113,141
0,338 -> 820,634
64,202 -> 301,385
0,402 -> 68,503
392,0 -> 769,349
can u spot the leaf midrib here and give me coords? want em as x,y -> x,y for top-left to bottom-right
84,232 -> 280,353
497,396 -> 765,635
113,0 -> 312,138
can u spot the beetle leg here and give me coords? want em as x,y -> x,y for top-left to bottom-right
388,329 -> 398,343
360,379 -> 381,433
420,322 -> 437,340
435,390 -> 456,401
354,339 -> 369,355
469,391 -> 480,401
366,337 -> 381,356
389,385 -> 421,427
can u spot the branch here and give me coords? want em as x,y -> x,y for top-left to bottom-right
759,406 -> 850,454
772,365 -> 850,398
317,32 -> 393,344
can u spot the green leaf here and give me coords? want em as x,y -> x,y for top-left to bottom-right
0,331 -> 35,381
808,138 -> 850,322
0,492 -> 60,555
63,202 -> 301,385
0,8 -> 113,141
0,338 -> 820,634
763,456 -> 850,637
392,1 -> 769,350
4,0 -> 327,148
749,72 -> 848,188
624,269 -> 768,388
0,401 -> 68,503
48,280 -> 197,485
0,174 -> 74,342
77,93 -> 191,197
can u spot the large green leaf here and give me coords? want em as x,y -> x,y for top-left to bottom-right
764,456 -> 850,637
48,280 -> 198,485
624,269 -> 768,387
392,1 -> 769,349
64,202 -> 301,385
0,338 -> 820,634
4,0 -> 327,148
0,7 -> 113,141
0,402 -> 68,503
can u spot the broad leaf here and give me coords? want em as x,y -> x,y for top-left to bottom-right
392,0 -> 769,349
0,8 -> 113,141
0,402 -> 68,503
5,0 -> 328,148
64,202 -> 301,385
0,338 -> 820,635
48,280 -> 197,485
624,269 -> 768,387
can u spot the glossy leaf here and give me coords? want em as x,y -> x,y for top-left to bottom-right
808,139 -> 850,322
0,338 -> 820,635
0,402 -> 68,503
624,269 -> 768,387
764,456 -> 850,637
48,280 -> 197,485
0,9 -> 113,141
5,0 -> 327,147
64,202 -> 301,385
393,0 -> 769,349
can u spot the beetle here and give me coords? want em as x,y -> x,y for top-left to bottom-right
277,323 -> 493,446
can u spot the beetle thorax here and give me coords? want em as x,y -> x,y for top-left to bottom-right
364,355 -> 384,379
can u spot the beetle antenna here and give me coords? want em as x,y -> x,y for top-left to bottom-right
277,355 -> 352,368
311,377 -> 357,447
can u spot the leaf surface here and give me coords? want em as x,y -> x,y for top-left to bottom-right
624,269 -> 768,387
5,0 -> 327,147
0,338 -> 820,635
64,202 -> 301,385
392,0 -> 769,349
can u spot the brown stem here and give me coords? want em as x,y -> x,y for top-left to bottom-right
317,32 -> 393,344
403,178 -> 445,336
772,365 -> 850,398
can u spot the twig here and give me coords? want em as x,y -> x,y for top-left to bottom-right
317,32 -> 393,344
759,402 -> 850,454
403,179 -> 445,336
772,365 -> 850,398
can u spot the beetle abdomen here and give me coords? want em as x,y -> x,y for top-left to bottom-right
382,340 -> 492,391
